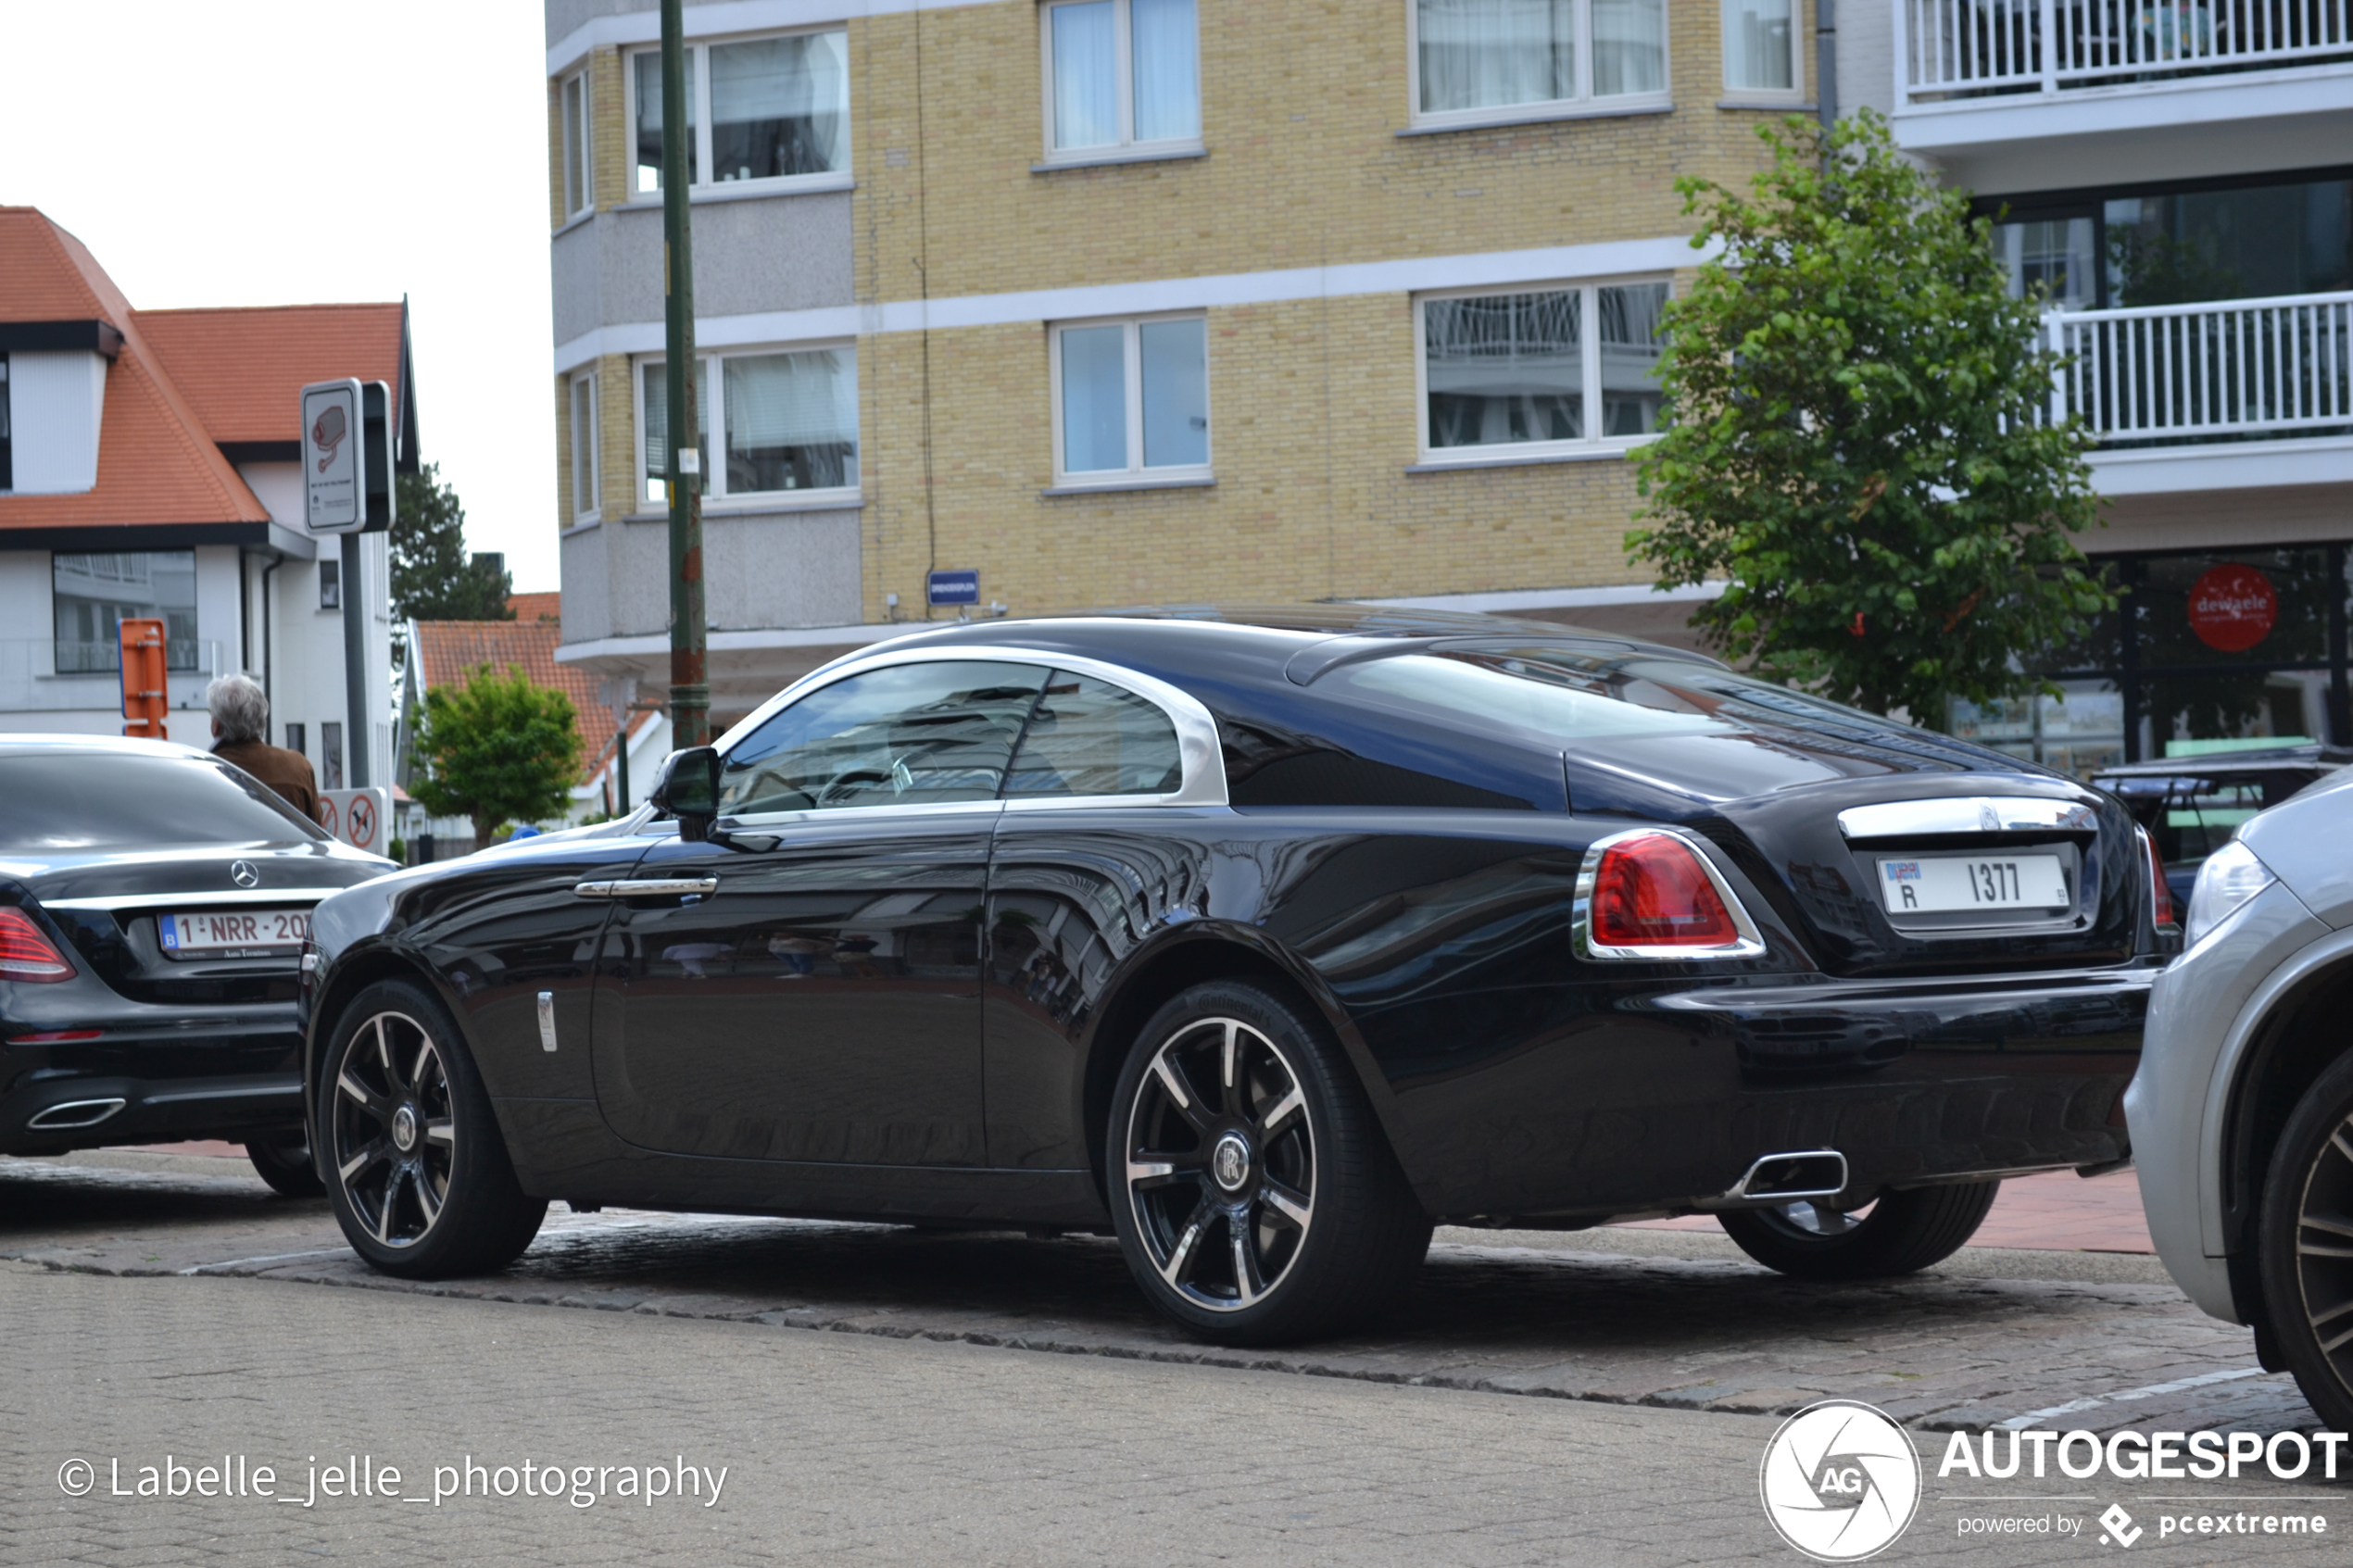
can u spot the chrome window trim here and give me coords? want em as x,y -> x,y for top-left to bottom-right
713,645 -> 1228,819
1836,797 -> 2097,839
722,798 -> 1008,830
1571,827 -> 1768,961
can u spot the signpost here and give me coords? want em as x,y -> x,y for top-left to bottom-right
300,378 -> 395,791
317,786 -> 391,854
927,570 -> 979,610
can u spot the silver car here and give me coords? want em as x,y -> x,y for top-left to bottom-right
2129,764 -> 2353,1427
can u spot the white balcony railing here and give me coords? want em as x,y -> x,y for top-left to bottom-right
1900,0 -> 2353,103
0,639 -> 230,716
2049,291 -> 2353,445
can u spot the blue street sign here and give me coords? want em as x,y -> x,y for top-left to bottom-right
927,569 -> 979,607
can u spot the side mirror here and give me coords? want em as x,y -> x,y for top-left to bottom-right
647,746 -> 721,842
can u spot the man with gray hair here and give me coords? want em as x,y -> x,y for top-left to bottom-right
207,673 -> 320,823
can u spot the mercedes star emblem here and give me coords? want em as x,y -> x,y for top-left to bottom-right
229,860 -> 261,888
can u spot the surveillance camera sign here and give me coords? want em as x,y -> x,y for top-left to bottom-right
301,379 -> 365,534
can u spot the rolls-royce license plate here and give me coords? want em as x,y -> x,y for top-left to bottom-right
157,909 -> 310,960
1876,855 -> 2068,914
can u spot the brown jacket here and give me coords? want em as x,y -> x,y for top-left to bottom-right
213,739 -> 322,825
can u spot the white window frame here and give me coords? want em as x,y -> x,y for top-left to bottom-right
560,68 -> 593,220
624,27 -> 854,202
1718,0 -> 1806,102
569,370 -> 600,521
1038,0 -> 1204,165
1048,313 -> 1214,488
1413,279 -> 1670,467
634,342 -> 861,512
1404,0 -> 1674,132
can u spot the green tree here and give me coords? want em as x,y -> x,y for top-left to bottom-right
1629,110 -> 2110,724
393,464 -> 512,623
409,663 -> 584,847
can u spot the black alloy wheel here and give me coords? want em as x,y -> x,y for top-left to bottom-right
2259,1052 -> 2353,1432
1108,980 -> 1430,1345
245,1132 -> 324,1198
321,979 -> 546,1279
1718,1181 -> 2001,1280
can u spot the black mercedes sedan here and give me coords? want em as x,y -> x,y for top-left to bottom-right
1,735 -> 392,1192
302,608 -> 2167,1344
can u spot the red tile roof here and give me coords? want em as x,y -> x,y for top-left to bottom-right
411,611 -> 652,788
508,592 -> 562,623
137,302 -> 404,445
0,209 -> 267,530
0,207 -> 407,536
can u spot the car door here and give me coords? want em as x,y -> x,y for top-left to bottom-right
590,659 -> 1051,1165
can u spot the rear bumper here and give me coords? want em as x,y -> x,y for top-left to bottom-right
0,1000 -> 305,1154
1377,962 -> 2157,1220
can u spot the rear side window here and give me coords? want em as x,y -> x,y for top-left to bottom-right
720,661 -> 1050,815
1324,651 -> 1727,743
1004,671 -> 1183,797
0,752 -> 326,853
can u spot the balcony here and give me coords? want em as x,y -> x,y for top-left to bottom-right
2050,291 -> 2353,492
0,639 -> 230,719
1891,0 -> 2353,171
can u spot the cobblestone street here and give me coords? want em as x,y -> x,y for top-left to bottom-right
7,1150 -> 2348,1565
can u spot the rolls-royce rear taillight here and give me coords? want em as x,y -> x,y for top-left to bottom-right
2137,826 -> 2177,930
1575,829 -> 1767,960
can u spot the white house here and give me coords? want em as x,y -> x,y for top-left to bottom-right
0,207 -> 409,775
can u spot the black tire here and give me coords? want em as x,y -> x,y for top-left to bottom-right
2259,1050 -> 2353,1433
245,1132 -> 324,1198
318,978 -> 546,1279
1106,980 -> 1430,1346
1718,1181 -> 2000,1280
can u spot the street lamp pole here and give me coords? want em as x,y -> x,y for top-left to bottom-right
661,0 -> 708,748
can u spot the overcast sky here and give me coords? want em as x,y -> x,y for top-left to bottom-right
5,1 -> 560,590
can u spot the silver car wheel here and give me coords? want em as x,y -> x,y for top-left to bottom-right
1123,1017 -> 1315,1313
330,1010 -> 456,1249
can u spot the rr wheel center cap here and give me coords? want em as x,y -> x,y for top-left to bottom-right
391,1104 -> 419,1153
1210,1131 -> 1252,1193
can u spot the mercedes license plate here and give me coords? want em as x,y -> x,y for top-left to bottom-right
1876,855 -> 2068,915
157,908 -> 310,960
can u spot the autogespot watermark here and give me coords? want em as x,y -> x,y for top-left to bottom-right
55,1454 -> 728,1510
1758,1408 -> 2346,1560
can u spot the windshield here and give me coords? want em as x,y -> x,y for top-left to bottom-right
1324,650 -> 1730,742
0,752 -> 327,854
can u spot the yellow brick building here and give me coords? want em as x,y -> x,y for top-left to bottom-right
544,0 -> 1817,734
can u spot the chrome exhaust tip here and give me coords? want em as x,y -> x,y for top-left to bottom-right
26,1098 -> 128,1131
1724,1149 -> 1848,1204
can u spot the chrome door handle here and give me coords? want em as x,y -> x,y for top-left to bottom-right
573,877 -> 720,899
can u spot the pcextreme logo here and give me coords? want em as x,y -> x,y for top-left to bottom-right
1760,1399 -> 1923,1562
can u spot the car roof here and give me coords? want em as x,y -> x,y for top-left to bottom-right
0,734 -> 220,760
840,603 -> 1724,671
2093,745 -> 2353,780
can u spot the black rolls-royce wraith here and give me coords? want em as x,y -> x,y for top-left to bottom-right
301,608 -> 2165,1344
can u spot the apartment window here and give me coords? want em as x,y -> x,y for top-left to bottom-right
1417,282 -> 1669,459
560,69 -> 592,219
320,558 -> 342,610
1042,0 -> 1202,158
640,347 -> 858,505
570,372 -> 600,517
1995,218 -> 2096,309
321,722 -> 345,792
631,31 -> 849,194
283,722 -> 306,759
1722,0 -> 1800,94
51,550 -> 199,674
1412,0 -> 1667,127
1051,317 -> 1210,483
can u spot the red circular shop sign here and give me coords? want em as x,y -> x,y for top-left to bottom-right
2187,563 -> 2278,653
